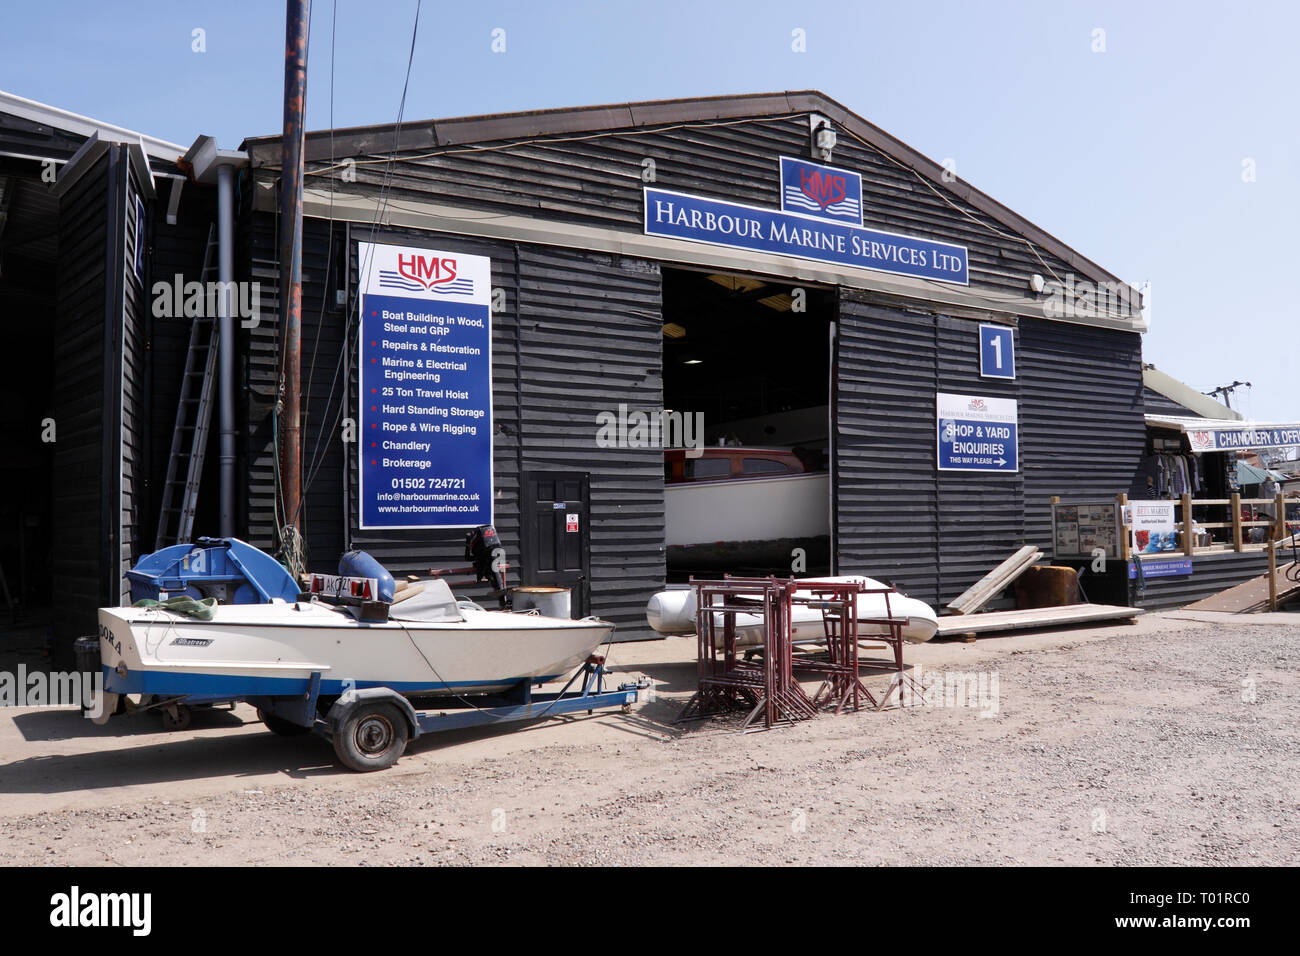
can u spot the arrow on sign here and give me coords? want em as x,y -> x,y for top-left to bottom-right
996,458 -> 1007,467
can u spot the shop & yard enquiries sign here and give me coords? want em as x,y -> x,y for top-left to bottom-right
937,392 -> 1018,473
644,157 -> 968,285
357,241 -> 493,529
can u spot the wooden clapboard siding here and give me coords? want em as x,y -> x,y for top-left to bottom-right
514,245 -> 664,633
52,145 -> 111,646
239,214 -> 665,637
244,105 -> 1085,305
147,185 -> 220,545
835,295 -> 1144,608
834,292 -> 940,604
51,143 -> 146,642
118,154 -> 148,599
1133,550 -> 1272,610
934,314 -> 1024,603
1142,386 -> 1204,418
1018,318 -> 1147,550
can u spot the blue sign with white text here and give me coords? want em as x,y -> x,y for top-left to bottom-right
979,324 -> 1015,379
779,157 -> 863,225
645,187 -> 969,285
1129,558 -> 1193,579
936,392 -> 1019,473
357,242 -> 494,530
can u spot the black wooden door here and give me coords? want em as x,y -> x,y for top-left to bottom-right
519,471 -> 591,617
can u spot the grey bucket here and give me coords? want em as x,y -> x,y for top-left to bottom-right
511,586 -> 572,619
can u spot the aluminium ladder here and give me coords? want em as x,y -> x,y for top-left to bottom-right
154,224 -> 219,550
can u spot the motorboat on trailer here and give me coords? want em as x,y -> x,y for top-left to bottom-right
93,530 -> 630,770
96,585 -> 615,707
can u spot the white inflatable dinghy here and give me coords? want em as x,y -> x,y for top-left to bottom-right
645,574 -> 938,645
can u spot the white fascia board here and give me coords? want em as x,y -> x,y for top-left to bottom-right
0,88 -> 185,164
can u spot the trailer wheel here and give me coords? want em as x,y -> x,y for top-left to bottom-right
333,703 -> 409,772
160,703 -> 192,732
257,708 -> 312,737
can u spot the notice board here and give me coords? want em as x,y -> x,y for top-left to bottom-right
1051,501 -> 1122,560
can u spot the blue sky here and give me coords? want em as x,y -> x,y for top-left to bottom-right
3,0 -> 1297,419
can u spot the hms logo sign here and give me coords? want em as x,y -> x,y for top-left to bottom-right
780,157 -> 862,225
380,252 -> 474,295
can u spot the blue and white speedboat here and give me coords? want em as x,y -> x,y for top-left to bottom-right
95,576 -> 614,720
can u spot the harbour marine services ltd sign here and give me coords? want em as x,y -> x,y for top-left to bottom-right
645,156 -> 968,285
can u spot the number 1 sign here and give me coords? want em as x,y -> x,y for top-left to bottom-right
979,324 -> 1015,380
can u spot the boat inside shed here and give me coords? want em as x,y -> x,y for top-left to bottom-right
660,267 -> 835,579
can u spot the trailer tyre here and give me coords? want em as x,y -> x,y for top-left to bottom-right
258,708 -> 312,737
333,703 -> 409,772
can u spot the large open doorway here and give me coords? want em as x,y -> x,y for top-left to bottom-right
660,268 -> 835,581
0,163 -> 58,662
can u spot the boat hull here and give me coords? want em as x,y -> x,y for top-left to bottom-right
666,472 -> 830,548
97,601 -> 615,700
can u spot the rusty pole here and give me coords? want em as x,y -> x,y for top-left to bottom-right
279,0 -> 309,547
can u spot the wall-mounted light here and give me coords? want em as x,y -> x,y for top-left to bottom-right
683,358 -> 703,365
1028,273 -> 1046,294
810,114 -> 836,162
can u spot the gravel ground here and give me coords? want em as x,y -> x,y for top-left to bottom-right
1,614 -> 1297,866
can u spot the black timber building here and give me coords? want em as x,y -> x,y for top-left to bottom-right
234,91 -> 1150,635
10,89 -> 1261,651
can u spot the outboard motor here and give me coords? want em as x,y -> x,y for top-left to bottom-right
465,525 -> 508,599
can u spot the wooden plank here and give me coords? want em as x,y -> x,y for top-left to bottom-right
946,546 -> 1041,615
1184,561 -> 1300,614
1232,492 -> 1243,552
946,545 -> 1038,612
935,603 -> 1144,637
949,548 -> 1042,616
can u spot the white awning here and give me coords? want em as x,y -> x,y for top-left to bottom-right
1146,414 -> 1300,452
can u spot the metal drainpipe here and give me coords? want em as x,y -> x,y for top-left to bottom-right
216,162 -> 236,538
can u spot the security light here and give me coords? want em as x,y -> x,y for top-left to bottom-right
810,114 -> 836,162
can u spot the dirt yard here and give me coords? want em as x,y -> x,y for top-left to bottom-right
1,611 -> 1297,866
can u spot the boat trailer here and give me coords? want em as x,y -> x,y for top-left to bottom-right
242,655 -> 642,772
